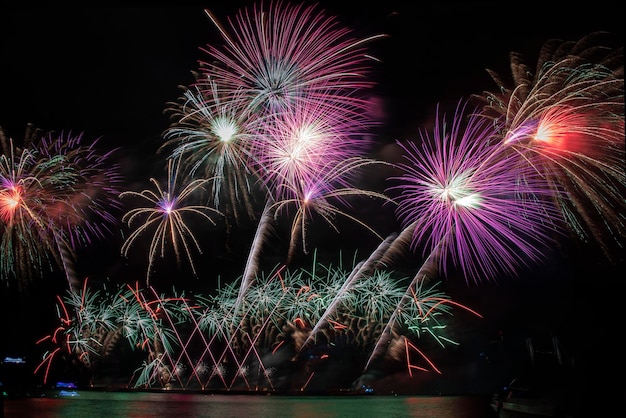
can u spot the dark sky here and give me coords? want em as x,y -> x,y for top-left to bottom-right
2,3 -> 623,155
0,4 -> 623,392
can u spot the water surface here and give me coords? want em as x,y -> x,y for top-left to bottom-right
3,391 -> 492,418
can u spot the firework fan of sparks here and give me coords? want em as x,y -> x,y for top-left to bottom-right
474,31 -> 625,263
267,155 -> 394,264
120,158 -> 223,284
200,0 -> 385,116
35,279 -> 190,385
34,252 -> 478,390
387,100 -> 560,283
0,125 -> 123,290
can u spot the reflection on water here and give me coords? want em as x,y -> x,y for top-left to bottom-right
3,391 -> 491,418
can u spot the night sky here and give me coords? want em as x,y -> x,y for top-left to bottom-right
2,3 -> 623,153
1,3 -> 624,400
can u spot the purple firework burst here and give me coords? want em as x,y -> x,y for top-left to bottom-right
388,100 -> 560,283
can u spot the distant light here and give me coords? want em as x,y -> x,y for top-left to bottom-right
2,356 -> 26,364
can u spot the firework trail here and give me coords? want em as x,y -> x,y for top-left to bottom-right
0,125 -> 123,291
473,32 -> 625,263
120,158 -> 223,285
363,240 -> 442,372
238,199 -> 276,298
294,233 -> 397,360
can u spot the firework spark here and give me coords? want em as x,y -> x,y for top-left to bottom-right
155,2 -> 391,328
234,155 -> 394,315
35,252 -> 479,391
363,245 -> 482,374
269,156 -> 393,261
252,92 -> 376,198
162,76 -> 263,225
166,2 -> 387,308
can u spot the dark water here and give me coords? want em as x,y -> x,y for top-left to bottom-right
3,391 -> 493,418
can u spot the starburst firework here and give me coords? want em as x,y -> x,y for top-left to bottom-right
162,76 -> 263,225
201,0 -> 384,116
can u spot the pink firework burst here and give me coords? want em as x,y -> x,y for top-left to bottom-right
200,0 -> 384,116
388,100 -> 559,283
252,90 -> 375,202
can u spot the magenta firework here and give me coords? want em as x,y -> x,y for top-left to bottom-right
252,91 -> 378,200
386,100 -> 559,283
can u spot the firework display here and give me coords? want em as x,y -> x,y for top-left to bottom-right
198,1 -> 384,116
0,2 -> 623,395
385,100 -> 562,283
162,77 -> 263,225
